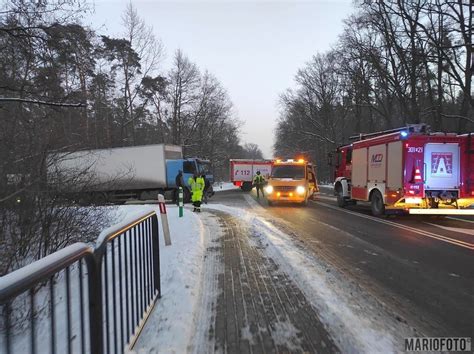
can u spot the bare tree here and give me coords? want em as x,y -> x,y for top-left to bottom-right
242,143 -> 264,159
167,49 -> 201,145
275,0 -> 473,181
120,2 -> 164,143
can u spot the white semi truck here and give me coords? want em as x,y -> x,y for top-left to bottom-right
48,144 -> 213,203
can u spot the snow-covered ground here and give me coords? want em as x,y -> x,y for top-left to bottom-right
120,205 -> 218,354
213,181 -> 239,192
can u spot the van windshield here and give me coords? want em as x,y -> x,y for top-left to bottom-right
271,165 -> 305,179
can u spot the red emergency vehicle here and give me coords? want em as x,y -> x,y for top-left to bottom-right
332,124 -> 474,215
230,159 -> 273,191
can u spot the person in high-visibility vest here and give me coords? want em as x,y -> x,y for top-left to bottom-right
188,172 -> 205,212
253,171 -> 265,199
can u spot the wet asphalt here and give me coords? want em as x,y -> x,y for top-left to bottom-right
209,187 -> 474,339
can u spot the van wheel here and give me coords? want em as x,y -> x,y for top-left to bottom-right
336,185 -> 346,208
370,190 -> 385,216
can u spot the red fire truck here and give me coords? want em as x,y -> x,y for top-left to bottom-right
230,159 -> 273,191
332,124 -> 474,216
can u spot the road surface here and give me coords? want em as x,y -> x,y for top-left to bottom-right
210,186 -> 474,340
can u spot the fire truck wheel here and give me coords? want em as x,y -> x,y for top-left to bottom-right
428,198 -> 439,208
370,190 -> 385,216
267,200 -> 274,207
336,186 -> 346,208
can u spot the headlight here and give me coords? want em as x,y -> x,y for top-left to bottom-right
296,186 -> 305,195
265,185 -> 274,194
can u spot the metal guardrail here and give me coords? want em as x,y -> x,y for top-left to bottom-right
0,209 -> 160,354
0,243 -> 98,354
95,210 -> 160,354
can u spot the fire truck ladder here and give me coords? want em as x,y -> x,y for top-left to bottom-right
349,123 -> 429,141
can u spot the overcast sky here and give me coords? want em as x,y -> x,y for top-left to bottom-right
88,0 -> 354,158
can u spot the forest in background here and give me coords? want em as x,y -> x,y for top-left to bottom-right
275,0 -> 473,181
0,0 -> 262,274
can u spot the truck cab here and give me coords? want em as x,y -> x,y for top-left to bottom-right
166,158 -> 214,200
265,159 -> 319,206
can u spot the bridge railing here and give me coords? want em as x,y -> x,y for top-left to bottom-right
95,210 -> 160,354
0,209 -> 160,354
0,243 -> 98,354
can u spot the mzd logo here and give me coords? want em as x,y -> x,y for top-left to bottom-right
370,153 -> 383,166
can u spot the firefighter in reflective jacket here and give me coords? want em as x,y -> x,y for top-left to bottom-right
253,171 -> 265,199
188,172 -> 205,212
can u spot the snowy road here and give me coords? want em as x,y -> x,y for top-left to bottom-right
210,187 -> 473,340
130,186 -> 473,353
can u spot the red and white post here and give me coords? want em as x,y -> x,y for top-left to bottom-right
158,194 -> 171,246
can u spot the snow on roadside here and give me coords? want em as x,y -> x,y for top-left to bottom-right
118,205 -> 214,354
205,199 -> 413,353
318,183 -> 334,188
213,181 -> 239,192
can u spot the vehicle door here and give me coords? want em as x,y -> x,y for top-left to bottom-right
307,166 -> 318,196
183,160 -> 197,187
423,143 -> 460,191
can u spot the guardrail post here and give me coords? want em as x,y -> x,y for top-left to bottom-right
3,302 -> 11,354
87,256 -> 103,354
158,194 -> 171,246
178,187 -> 184,217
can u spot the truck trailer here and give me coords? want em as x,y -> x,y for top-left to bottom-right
48,144 -> 213,204
332,124 -> 474,216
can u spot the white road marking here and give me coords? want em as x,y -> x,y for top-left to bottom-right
312,201 -> 474,251
424,223 -> 474,237
446,216 -> 474,224
364,250 -> 379,256
315,195 -> 336,202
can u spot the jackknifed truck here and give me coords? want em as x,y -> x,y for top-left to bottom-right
332,124 -> 474,216
48,144 -> 213,204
